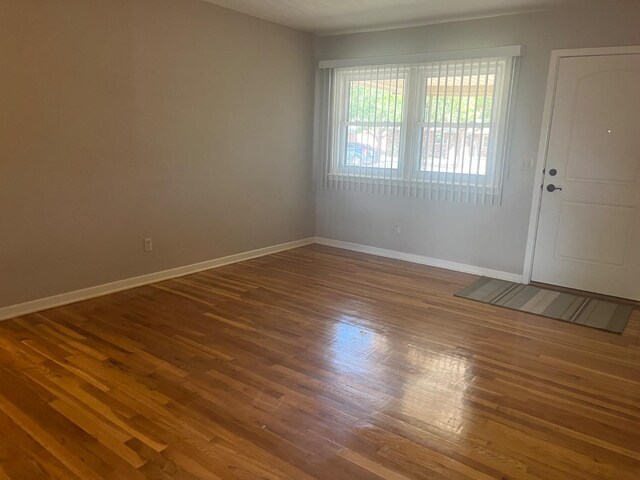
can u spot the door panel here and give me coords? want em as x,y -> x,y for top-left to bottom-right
566,71 -> 640,184
532,53 -> 640,300
555,202 -> 635,266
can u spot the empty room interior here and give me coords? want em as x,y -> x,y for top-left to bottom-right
2,0 -> 640,478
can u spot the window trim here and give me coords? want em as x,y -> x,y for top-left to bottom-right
319,45 -> 522,69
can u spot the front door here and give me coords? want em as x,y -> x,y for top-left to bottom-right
532,51 -> 640,300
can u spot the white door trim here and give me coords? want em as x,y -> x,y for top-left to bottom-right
522,45 -> 640,284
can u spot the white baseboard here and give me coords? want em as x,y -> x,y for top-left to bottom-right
0,236 -> 523,322
314,237 -> 524,283
0,238 -> 315,322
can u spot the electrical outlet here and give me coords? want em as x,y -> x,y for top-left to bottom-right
394,224 -> 401,235
144,237 -> 153,252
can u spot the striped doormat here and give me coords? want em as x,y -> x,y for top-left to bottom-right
455,277 -> 633,333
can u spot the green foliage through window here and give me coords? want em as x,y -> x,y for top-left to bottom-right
424,95 -> 493,124
347,81 -> 404,123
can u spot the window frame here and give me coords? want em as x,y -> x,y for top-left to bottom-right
328,56 -> 515,196
335,67 -> 411,179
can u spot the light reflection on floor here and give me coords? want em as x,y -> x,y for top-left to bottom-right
329,317 -> 474,438
329,319 -> 389,375
399,348 -> 473,437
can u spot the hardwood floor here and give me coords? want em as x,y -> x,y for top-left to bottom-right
0,244 -> 639,479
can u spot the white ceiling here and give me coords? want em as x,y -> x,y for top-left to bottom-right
202,0 -> 613,35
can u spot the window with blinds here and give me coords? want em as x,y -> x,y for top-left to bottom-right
317,52 -> 518,204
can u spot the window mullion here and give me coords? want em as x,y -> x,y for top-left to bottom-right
401,67 -> 420,186
387,64 -> 402,192
337,75 -> 349,190
414,70 -> 428,197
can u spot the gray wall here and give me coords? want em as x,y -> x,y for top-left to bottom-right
0,0 -> 315,307
315,1 -> 640,275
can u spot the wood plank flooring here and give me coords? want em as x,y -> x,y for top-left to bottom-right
0,244 -> 639,479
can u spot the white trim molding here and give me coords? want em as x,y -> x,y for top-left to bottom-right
0,238 -> 315,322
0,234 -> 529,322
319,45 -> 522,69
315,237 -> 523,283
523,45 -> 640,283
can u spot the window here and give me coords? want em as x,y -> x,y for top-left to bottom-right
317,51 -> 518,204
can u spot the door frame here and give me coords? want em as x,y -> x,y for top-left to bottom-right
522,45 -> 640,284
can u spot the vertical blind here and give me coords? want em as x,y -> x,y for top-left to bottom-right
316,51 -> 518,205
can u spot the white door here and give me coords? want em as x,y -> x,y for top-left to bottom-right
532,52 -> 640,301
